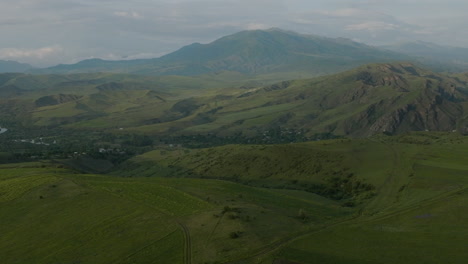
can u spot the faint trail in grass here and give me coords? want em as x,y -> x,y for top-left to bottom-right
209,212 -> 224,239
223,216 -> 358,264
179,222 -> 192,264
225,185 -> 467,264
82,179 -> 193,264
117,230 -> 178,264
363,139 -> 402,214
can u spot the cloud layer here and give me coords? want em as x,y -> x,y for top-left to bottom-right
0,46 -> 62,59
0,0 -> 466,66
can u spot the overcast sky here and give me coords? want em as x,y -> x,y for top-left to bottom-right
1,0 -> 466,67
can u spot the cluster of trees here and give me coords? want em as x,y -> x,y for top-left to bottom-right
160,127 -> 341,148
0,127 -> 155,165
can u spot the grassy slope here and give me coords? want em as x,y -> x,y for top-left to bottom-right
0,167 -> 186,264
0,134 -> 466,263
117,132 -> 468,263
3,63 -> 467,137
265,188 -> 467,264
0,163 -> 348,264
121,139 -> 390,190
122,63 -> 468,137
256,133 -> 468,264
0,70 -> 299,129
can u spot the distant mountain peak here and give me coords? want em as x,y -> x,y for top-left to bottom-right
34,29 -> 407,76
0,60 -> 33,73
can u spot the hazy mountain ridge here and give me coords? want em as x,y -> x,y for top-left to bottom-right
32,29 -> 408,77
0,60 -> 33,73
382,41 -> 468,72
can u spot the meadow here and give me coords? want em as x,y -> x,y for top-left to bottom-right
0,132 -> 466,263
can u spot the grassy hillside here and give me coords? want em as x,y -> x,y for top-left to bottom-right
0,162 -> 350,264
2,63 -> 467,137
119,132 -> 468,263
261,134 -> 468,263
124,63 -> 468,137
0,132 -> 466,263
119,132 -> 467,209
0,71 -> 252,127
118,139 -> 383,204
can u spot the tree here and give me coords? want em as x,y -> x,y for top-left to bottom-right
298,208 -> 307,221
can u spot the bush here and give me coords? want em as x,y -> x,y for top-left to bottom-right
229,231 -> 242,239
298,209 -> 308,222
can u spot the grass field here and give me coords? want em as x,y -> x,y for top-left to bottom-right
0,132 -> 467,263
0,163 -> 350,263
0,168 -> 185,264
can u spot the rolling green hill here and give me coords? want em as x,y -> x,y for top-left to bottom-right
123,62 -> 468,137
0,162 -> 350,264
0,133 -> 466,263
0,71 -> 255,127
3,62 -> 468,137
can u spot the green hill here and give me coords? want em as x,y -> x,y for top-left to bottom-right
3,62 -> 468,137
0,162 -> 350,264
0,133 -> 467,263
0,71 -> 254,127
126,62 -> 468,137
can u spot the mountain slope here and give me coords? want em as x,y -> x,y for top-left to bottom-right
0,60 -> 32,73
382,41 -> 468,72
4,63 -> 468,137
34,29 -> 407,77
128,62 -> 468,137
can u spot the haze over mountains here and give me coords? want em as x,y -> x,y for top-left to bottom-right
23,29 -> 468,77
2,29 -> 468,78
29,29 -> 403,77
0,60 -> 32,73
382,41 -> 468,72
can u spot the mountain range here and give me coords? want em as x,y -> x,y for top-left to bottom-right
2,62 -> 467,137
2,29 -> 468,79
0,60 -> 32,73
32,29 -> 408,78
382,41 -> 468,72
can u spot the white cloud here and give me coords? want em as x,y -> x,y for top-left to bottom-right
114,11 -> 144,19
245,23 -> 270,30
318,8 -> 368,17
346,21 -> 399,32
101,52 -> 168,60
0,45 -> 62,60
